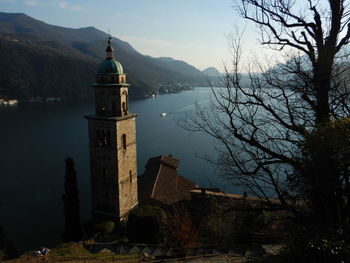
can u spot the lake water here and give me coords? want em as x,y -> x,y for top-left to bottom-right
0,87 -> 238,252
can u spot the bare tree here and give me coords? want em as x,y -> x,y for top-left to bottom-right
180,0 -> 350,235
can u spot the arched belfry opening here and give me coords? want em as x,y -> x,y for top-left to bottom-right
122,134 -> 127,150
122,90 -> 128,115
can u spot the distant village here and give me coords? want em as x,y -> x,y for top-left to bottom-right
0,98 -> 18,105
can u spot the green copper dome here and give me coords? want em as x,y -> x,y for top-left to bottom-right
97,58 -> 124,74
97,36 -> 123,74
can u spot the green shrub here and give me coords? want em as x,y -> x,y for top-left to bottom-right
127,205 -> 166,244
95,221 -> 115,235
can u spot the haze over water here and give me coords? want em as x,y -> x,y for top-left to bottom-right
0,87 -> 236,252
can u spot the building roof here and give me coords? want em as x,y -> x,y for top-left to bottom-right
189,188 -> 282,206
138,155 -> 197,205
145,155 -> 180,170
98,59 -> 124,74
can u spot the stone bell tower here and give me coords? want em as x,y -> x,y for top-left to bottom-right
86,37 -> 138,221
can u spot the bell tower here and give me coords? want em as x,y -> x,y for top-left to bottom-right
86,37 -> 138,221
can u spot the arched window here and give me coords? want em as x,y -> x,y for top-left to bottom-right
96,129 -> 111,146
103,130 -> 107,145
122,90 -> 128,115
122,101 -> 126,115
126,93 -> 129,112
106,130 -> 111,145
122,134 -> 126,150
96,129 -> 106,146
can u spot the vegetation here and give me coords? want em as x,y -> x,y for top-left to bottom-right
0,73 -> 18,100
165,205 -> 199,257
185,192 -> 285,248
127,205 -> 166,244
294,119 -> 350,225
181,0 -> 350,261
62,157 -> 82,242
0,225 -> 17,260
51,242 -> 94,258
4,242 -> 138,263
95,221 -> 115,235
0,35 -> 96,100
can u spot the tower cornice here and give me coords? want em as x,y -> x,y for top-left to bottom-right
85,113 -> 138,121
92,83 -> 130,87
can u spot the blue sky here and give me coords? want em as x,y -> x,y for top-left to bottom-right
0,0 -> 263,71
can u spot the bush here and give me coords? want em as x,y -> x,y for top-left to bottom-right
95,221 -> 115,235
127,205 -> 166,244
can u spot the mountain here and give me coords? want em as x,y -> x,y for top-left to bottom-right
149,56 -> 203,78
202,67 -> 221,77
0,12 -> 210,100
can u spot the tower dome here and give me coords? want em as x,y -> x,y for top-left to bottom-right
97,36 -> 124,74
97,59 -> 124,74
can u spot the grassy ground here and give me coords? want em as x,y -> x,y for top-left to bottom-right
2,242 -> 139,263
1,241 -> 286,263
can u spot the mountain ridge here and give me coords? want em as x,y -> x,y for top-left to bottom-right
0,12 -> 220,100
202,67 -> 222,77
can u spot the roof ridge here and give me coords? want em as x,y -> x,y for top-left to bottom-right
150,166 -> 162,198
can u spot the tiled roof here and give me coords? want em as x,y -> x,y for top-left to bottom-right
138,155 -> 197,205
145,155 -> 180,169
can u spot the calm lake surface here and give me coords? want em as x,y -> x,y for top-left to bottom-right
0,87 -> 237,252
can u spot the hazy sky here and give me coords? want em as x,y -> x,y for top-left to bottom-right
0,0 -> 265,71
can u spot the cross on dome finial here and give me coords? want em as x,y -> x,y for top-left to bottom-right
106,30 -> 114,59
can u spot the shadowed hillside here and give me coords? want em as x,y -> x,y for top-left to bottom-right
0,12 -> 217,100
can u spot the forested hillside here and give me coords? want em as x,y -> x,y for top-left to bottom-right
0,12 -> 216,100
